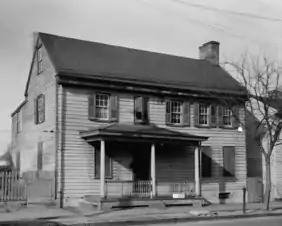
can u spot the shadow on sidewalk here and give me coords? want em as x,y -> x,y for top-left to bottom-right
0,219 -> 67,226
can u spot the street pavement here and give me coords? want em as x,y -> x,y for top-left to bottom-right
143,215 -> 282,226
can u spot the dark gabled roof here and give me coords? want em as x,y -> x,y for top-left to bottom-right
80,123 -> 208,144
38,32 -> 246,96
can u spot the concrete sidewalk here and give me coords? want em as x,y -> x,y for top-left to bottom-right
1,202 -> 282,225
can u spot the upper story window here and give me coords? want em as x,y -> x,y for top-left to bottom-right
195,103 -> 217,127
16,110 -> 22,133
88,92 -> 119,122
37,45 -> 43,75
134,96 -> 149,124
223,107 -> 232,127
34,94 -> 45,124
95,93 -> 110,120
199,104 -> 209,125
166,100 -> 190,126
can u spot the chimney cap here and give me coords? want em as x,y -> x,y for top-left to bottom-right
201,41 -> 220,47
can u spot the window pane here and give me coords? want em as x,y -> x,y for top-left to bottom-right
223,107 -> 232,126
135,97 -> 143,121
199,104 -> 209,125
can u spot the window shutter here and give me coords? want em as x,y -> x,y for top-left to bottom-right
34,99 -> 38,124
182,102 -> 190,126
41,95 -> 45,122
218,106 -> 224,128
223,146 -> 235,177
16,152 -> 21,172
232,106 -> 240,128
165,101 -> 171,124
37,142 -> 43,171
142,97 -> 149,123
88,93 -> 95,120
95,150 -> 100,178
210,104 -> 217,127
194,103 -> 199,126
110,95 -> 119,122
201,146 -> 212,178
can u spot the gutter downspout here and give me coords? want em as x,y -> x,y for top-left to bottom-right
54,77 -> 59,201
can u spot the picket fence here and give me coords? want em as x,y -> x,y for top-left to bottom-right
0,171 -> 27,202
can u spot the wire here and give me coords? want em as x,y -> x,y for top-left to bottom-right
171,0 -> 282,22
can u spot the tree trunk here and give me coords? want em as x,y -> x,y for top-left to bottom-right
264,157 -> 271,211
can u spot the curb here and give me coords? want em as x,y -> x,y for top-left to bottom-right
69,212 -> 282,226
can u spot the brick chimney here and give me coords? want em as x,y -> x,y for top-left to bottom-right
199,41 -> 220,65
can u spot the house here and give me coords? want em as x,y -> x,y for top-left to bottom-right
246,92 -> 282,202
11,32 -> 248,209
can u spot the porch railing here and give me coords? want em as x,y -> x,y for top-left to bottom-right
105,180 -> 151,198
105,180 -> 195,199
0,171 -> 27,202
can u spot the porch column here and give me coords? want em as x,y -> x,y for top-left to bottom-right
194,146 -> 201,197
151,143 -> 156,197
100,140 -> 105,198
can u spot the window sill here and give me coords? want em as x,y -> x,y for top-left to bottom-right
89,118 -> 118,123
194,125 -> 217,129
94,176 -> 113,180
166,123 -> 190,128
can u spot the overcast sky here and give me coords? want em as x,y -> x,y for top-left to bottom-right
0,0 -> 282,154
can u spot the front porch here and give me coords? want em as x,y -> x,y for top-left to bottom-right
80,123 -> 209,209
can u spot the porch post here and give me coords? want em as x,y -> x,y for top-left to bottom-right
100,140 -> 105,199
151,143 -> 156,197
194,145 -> 201,197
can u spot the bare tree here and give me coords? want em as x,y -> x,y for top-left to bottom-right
225,52 -> 282,210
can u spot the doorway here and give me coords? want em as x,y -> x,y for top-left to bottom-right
130,144 -> 150,181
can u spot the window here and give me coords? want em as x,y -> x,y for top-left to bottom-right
134,96 -> 149,124
95,150 -> 112,179
166,100 -> 190,126
223,107 -> 232,126
37,142 -> 43,171
34,95 -> 45,124
199,104 -> 209,125
223,146 -> 236,177
95,93 -> 110,120
37,45 -> 43,74
195,103 -> 217,127
201,146 -> 212,178
88,93 -> 119,122
16,110 -> 22,133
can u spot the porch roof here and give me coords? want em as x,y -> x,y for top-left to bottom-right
80,123 -> 209,144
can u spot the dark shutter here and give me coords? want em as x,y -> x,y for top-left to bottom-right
223,146 -> 235,177
37,142 -> 43,171
16,152 -> 21,172
194,103 -> 199,126
34,99 -> 38,124
218,105 -> 224,128
165,101 -> 171,124
182,102 -> 190,126
142,97 -> 149,124
201,147 -> 212,178
88,93 -> 95,120
110,95 -> 119,122
232,106 -> 240,128
41,95 -> 45,123
95,150 -> 100,178
210,104 -> 217,127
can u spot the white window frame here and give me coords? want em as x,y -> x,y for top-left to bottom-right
37,95 -> 45,124
223,107 -> 232,127
167,100 -> 183,125
199,103 -> 210,126
95,93 -> 110,120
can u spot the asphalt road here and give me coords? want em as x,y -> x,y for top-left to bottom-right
143,216 -> 282,226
